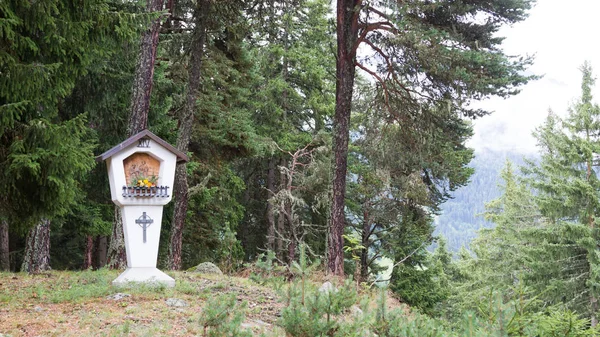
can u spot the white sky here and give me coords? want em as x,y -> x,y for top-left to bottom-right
468,0 -> 600,154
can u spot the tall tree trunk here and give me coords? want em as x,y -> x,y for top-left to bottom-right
277,158 -> 286,259
82,235 -> 94,269
586,156 -> 598,326
107,207 -> 126,269
95,235 -> 108,269
108,0 -> 165,269
360,207 -> 370,282
167,0 -> 209,270
127,0 -> 165,135
0,220 -> 9,271
328,0 -> 359,276
267,158 -> 276,251
21,219 -> 51,273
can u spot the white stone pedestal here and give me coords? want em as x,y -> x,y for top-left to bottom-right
112,205 -> 175,287
112,267 -> 175,288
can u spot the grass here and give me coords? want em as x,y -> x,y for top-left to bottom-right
0,269 -> 285,336
0,268 -> 408,337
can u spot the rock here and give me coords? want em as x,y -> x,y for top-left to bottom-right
166,298 -> 188,307
34,306 -> 43,313
350,305 -> 363,317
106,293 -> 130,301
193,262 -> 223,275
319,281 -> 336,294
241,319 -> 271,330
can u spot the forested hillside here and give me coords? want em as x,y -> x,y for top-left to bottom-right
435,149 -> 531,251
9,0 -> 600,335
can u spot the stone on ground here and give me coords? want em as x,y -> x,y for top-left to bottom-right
165,298 -> 188,307
193,262 -> 223,275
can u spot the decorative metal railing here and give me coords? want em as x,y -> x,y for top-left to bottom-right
122,186 -> 170,198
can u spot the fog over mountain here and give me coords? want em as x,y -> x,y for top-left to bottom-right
434,148 -> 536,252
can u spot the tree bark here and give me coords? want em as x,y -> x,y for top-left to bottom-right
108,0 -> 165,269
83,235 -> 94,270
360,206 -> 370,282
586,157 -> 598,326
127,0 -> 165,135
267,158 -> 276,251
0,220 -> 9,271
107,207 -> 126,269
95,235 -> 108,269
277,158 -> 286,259
167,0 -> 209,270
328,0 -> 360,276
21,219 -> 51,273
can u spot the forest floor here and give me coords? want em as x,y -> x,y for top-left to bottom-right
0,268 -> 406,336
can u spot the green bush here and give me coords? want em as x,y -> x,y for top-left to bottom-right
199,293 -> 252,337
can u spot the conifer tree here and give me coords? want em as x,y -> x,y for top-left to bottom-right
454,64 -> 600,325
447,161 -> 542,319
0,0 -> 139,272
328,0 -> 537,276
237,0 -> 335,262
522,63 -> 600,325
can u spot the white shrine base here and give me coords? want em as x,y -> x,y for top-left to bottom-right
113,267 -> 175,288
111,205 -> 175,288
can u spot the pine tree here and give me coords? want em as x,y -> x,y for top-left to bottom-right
346,81 -> 474,287
328,0 -> 537,276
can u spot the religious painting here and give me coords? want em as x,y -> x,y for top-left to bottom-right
123,153 -> 160,187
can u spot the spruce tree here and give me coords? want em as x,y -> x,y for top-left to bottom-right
456,64 -> 600,325
0,0 -> 140,272
522,63 -> 600,325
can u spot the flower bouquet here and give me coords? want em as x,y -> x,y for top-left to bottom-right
130,174 -> 158,188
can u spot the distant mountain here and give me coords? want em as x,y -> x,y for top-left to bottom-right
433,148 -> 534,252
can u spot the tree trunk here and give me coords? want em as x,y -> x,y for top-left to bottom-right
167,0 -> 209,270
127,0 -> 165,135
95,235 -> 108,269
21,219 -> 51,273
277,158 -> 286,259
107,207 -> 126,269
360,207 -> 370,282
108,0 -> 166,269
328,0 -> 359,276
0,220 -> 9,271
267,158 -> 276,251
82,235 -> 94,270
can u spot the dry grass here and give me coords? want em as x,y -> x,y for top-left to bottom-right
0,269 -> 284,336
0,269 -> 408,337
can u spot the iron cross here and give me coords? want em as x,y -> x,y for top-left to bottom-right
135,212 -> 153,243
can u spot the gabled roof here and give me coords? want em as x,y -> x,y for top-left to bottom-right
96,129 -> 188,163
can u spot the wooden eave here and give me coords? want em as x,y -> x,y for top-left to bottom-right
96,129 -> 188,163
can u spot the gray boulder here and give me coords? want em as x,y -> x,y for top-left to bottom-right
166,298 -> 188,307
319,281 -> 336,294
193,262 -> 223,275
106,293 -> 131,301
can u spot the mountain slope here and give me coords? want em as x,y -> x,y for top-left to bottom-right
434,148 -> 532,252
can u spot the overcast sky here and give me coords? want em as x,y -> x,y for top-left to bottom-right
468,0 -> 600,154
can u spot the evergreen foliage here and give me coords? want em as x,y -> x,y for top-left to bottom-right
198,293 -> 252,337
446,64 -> 600,328
0,0 -> 144,268
5,1 -> 600,334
